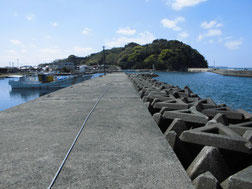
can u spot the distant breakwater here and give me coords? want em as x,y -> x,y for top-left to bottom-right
211,69 -> 252,77
128,73 -> 252,189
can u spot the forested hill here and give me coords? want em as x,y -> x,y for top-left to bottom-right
51,39 -> 208,71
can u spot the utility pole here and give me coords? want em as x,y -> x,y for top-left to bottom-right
103,46 -> 106,75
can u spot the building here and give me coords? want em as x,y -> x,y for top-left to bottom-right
49,62 -> 75,71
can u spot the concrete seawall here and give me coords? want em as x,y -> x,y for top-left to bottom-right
0,73 -> 193,188
212,69 -> 252,77
187,68 -> 212,72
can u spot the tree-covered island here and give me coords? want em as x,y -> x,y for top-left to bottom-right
46,39 -> 208,71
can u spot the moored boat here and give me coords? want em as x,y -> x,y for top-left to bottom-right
9,74 -> 92,89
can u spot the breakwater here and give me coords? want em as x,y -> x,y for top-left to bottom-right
212,69 -> 252,77
128,73 -> 252,189
0,73 -> 194,189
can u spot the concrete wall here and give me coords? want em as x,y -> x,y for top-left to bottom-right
188,68 -> 212,72
212,69 -> 252,77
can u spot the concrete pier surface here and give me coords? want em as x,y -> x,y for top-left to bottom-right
0,73 -> 193,189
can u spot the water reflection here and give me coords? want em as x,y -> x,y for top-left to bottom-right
1,73 -> 102,111
9,88 -> 57,101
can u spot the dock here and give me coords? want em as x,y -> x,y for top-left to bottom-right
0,73 -> 193,188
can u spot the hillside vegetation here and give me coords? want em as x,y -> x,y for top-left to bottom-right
49,39 -> 208,71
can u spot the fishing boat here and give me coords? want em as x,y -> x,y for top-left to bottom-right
9,73 -> 92,89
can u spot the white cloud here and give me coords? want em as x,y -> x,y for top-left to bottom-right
167,0 -> 207,10
201,20 -> 223,29
105,31 -> 155,48
26,14 -> 35,21
82,28 -> 92,35
225,39 -> 243,50
116,27 -> 136,35
205,29 -> 222,37
51,22 -> 59,27
201,20 -> 216,29
198,29 -> 222,41
178,31 -> 189,38
10,39 -> 22,45
72,47 -> 93,56
161,16 -> 185,31
198,20 -> 223,41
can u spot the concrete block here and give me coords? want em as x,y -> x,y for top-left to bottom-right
153,112 -> 162,125
165,131 -> 177,149
187,146 -> 230,181
144,102 -> 150,109
165,131 -> 201,169
149,95 -> 173,103
190,102 -> 205,112
180,123 -> 252,154
192,171 -> 219,189
183,97 -> 201,108
206,113 -> 229,126
196,98 -> 217,109
243,130 -> 252,142
228,121 -> 252,135
184,86 -> 193,96
237,109 -> 252,120
153,99 -> 189,111
221,165 -> 252,189
164,87 -> 180,94
159,84 -> 174,90
202,107 -> 244,120
164,118 -> 188,137
163,109 -> 209,124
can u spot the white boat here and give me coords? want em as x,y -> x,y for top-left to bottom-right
9,74 -> 92,89
7,75 -> 23,78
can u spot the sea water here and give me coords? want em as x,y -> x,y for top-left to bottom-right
154,71 -> 252,113
0,73 -> 103,111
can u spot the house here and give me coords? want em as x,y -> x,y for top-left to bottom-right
49,62 -> 75,71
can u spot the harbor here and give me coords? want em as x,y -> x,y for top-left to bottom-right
1,0 -> 252,188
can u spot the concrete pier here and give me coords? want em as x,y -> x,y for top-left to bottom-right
0,73 -> 193,188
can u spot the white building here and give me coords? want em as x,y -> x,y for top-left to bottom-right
79,65 -> 87,73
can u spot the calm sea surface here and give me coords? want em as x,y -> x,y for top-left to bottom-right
154,71 -> 252,113
1,72 -> 251,112
0,73 -> 102,111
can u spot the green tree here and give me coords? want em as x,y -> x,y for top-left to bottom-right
143,54 -> 157,69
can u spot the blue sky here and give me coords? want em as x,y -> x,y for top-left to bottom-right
0,0 -> 251,68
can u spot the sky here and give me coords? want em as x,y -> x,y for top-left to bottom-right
0,0 -> 251,68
